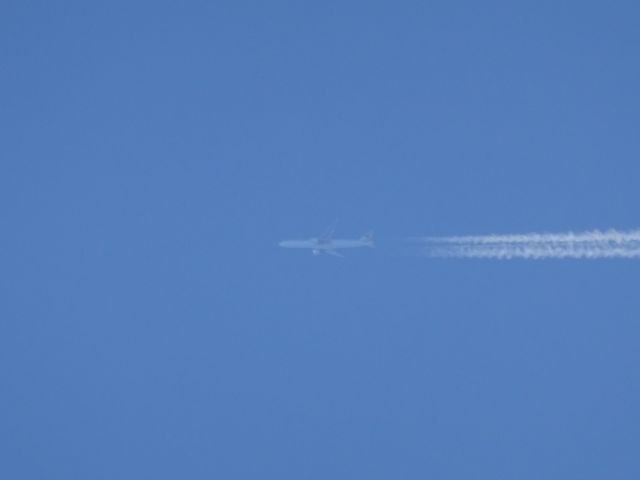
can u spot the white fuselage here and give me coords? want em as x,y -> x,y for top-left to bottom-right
279,238 -> 373,252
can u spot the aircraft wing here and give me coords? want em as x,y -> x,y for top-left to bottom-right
325,249 -> 343,257
319,223 -> 336,245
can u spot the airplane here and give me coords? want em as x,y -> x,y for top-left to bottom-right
279,228 -> 374,257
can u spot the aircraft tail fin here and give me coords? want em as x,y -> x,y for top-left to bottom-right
361,231 -> 374,247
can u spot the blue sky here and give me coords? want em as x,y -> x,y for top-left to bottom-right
2,1 -> 640,478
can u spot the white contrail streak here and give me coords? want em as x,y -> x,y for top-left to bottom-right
419,229 -> 640,259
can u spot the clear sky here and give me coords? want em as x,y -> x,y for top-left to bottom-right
2,1 -> 640,478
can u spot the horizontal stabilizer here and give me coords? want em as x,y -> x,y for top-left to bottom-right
361,231 -> 374,246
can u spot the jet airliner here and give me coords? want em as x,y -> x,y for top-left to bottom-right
279,229 -> 374,257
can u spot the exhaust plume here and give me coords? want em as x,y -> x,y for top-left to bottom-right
418,229 -> 640,259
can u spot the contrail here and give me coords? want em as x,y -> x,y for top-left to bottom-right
417,229 -> 640,259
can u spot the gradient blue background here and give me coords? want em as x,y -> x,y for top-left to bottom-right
2,1 -> 640,478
